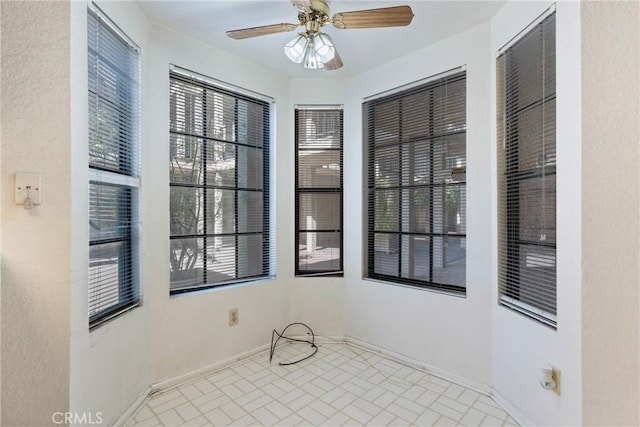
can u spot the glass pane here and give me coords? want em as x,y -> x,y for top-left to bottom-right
401,91 -> 430,141
298,193 -> 340,230
401,188 -> 430,233
206,90 -> 236,142
237,191 -> 263,233
298,150 -> 340,188
170,134 -> 203,185
432,236 -> 466,286
89,184 -> 131,242
513,99 -> 556,171
89,241 -> 127,317
374,233 -> 399,276
170,187 -> 204,236
446,184 -> 466,234
400,235 -> 430,281
206,189 -> 235,234
170,238 -> 204,290
297,110 -> 341,149
519,177 -> 556,243
206,235 -> 236,282
375,145 -> 399,187
373,100 -> 400,144
374,189 -> 399,232
237,234 -> 265,277
515,244 -> 556,315
238,100 -> 264,147
238,145 -> 263,189
204,140 -> 236,187
299,232 -> 341,271
170,80 -> 204,136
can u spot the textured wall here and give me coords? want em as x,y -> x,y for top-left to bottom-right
582,2 -> 640,425
0,1 -> 71,425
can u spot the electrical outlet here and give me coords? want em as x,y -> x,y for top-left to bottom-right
552,366 -> 561,395
229,308 -> 239,326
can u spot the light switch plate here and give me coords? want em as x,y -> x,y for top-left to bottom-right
15,173 -> 42,205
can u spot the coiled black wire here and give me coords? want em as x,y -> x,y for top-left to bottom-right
269,322 -> 318,366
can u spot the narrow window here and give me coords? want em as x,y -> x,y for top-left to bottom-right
497,11 -> 556,327
87,4 -> 141,328
364,71 -> 467,293
169,68 -> 272,293
295,107 -> 343,276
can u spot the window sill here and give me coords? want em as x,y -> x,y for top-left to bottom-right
169,275 -> 276,299
363,277 -> 466,299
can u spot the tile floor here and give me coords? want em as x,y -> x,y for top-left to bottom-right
127,341 -> 518,426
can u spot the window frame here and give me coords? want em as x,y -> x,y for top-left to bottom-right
363,69 -> 467,294
497,8 -> 557,328
168,66 -> 274,294
294,106 -> 344,277
87,3 -> 141,329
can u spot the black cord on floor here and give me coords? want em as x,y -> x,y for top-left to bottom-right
269,322 -> 318,366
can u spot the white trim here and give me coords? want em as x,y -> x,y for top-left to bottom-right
89,168 -> 140,188
492,387 -> 534,427
170,64 -> 275,104
152,344 -> 271,392
500,295 -> 557,328
294,104 -> 344,110
344,336 -> 492,395
116,337 -> 521,424
363,65 -> 466,102
496,3 -> 556,57
112,386 -> 151,427
88,2 -> 140,53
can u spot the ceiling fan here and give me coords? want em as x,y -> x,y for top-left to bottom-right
226,0 -> 414,70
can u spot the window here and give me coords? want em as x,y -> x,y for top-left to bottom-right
364,71 -> 467,293
88,4 -> 140,328
295,107 -> 343,276
169,68 -> 272,293
497,11 -> 556,327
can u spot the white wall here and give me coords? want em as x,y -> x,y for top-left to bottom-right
1,2 -> 72,425
491,2 -> 583,425
341,21 -> 495,390
144,22 -> 294,384
69,2 -> 151,425
581,2 -> 639,425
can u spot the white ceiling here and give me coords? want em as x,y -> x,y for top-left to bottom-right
136,0 -> 506,78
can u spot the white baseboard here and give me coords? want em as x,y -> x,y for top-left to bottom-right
115,335 -> 519,426
491,388 -> 532,426
151,343 -> 272,393
113,386 -> 152,427
344,335 -> 493,396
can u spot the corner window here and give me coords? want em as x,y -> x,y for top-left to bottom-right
497,11 -> 556,327
295,107 -> 343,276
87,4 -> 141,328
364,71 -> 467,294
169,68 -> 272,293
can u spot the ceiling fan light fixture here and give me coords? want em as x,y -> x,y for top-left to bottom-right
302,36 -> 323,69
284,33 -> 309,63
313,32 -> 335,62
290,31 -> 335,69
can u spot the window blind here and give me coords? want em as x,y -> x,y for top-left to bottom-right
295,108 -> 343,276
497,12 -> 556,327
88,4 -> 140,328
364,71 -> 466,293
169,70 -> 272,293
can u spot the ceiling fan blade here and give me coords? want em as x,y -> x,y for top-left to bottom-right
331,5 -> 414,30
226,23 -> 299,40
324,49 -> 343,70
